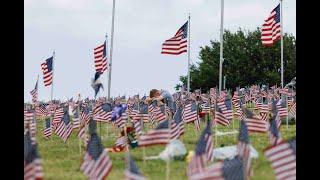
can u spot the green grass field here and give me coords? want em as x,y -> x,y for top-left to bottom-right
35,116 -> 296,180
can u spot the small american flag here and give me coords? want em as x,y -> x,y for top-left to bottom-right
72,107 -> 80,129
244,108 -> 268,133
41,56 -> 53,86
124,154 -> 146,180
264,138 -> 296,180
182,102 -> 198,123
200,101 -> 210,114
269,115 -> 282,146
114,135 -> 128,149
261,4 -> 281,46
52,107 -> 64,128
148,100 -> 166,123
24,132 -> 44,180
93,102 -> 112,123
189,157 -> 244,180
80,133 -> 113,179
187,121 -> 213,177
161,21 -> 188,55
94,41 -> 108,73
277,97 -> 288,118
55,108 -> 73,142
171,108 -> 184,140
237,120 -> 252,177
30,79 -> 38,103
43,118 -> 52,139
217,98 -> 233,121
214,106 -> 230,126
35,105 -> 48,117
138,119 -> 171,147
289,102 -> 296,119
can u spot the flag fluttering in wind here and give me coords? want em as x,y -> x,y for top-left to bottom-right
261,4 -> 281,46
30,79 -> 38,103
161,21 -> 188,55
41,56 -> 53,86
91,72 -> 104,98
94,41 -> 108,73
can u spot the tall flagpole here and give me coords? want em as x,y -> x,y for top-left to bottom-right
219,0 -> 224,95
187,13 -> 191,93
280,0 -> 284,88
105,34 -> 109,97
108,0 -> 116,100
51,50 -> 55,101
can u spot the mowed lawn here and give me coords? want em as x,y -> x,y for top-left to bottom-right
35,115 -> 296,180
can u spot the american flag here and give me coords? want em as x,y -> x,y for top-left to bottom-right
214,106 -> 230,126
112,106 -> 128,129
81,106 -> 92,126
148,100 -> 166,123
189,157 -> 244,180
30,79 -> 38,103
94,41 -> 108,73
187,121 -> 213,177
35,105 -> 47,117
244,108 -> 268,133
269,115 -> 282,146
72,107 -> 80,129
264,138 -> 296,180
93,102 -> 112,123
277,97 -> 288,118
133,118 -> 143,136
43,118 -> 52,139
272,100 -> 282,129
260,112 -> 269,122
289,102 -> 296,119
52,107 -> 64,128
261,4 -> 281,46
161,21 -> 188,55
182,102 -> 198,123
24,132 -> 44,180
200,101 -> 210,114
114,135 -> 128,150
41,56 -> 53,86
138,119 -> 171,147
259,98 -> 269,114
124,154 -> 146,180
55,109 -> 73,142
217,98 -> 233,121
171,108 -> 184,140
237,120 -> 252,177
80,133 -> 112,179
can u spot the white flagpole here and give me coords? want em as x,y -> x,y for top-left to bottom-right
280,0 -> 284,89
218,0 -> 224,94
51,50 -> 55,101
108,0 -> 116,100
187,13 -> 191,93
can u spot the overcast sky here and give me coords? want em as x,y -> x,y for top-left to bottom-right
24,0 -> 296,102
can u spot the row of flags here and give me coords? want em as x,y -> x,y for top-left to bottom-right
24,83 -> 295,179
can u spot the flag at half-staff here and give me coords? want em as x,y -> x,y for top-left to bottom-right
41,56 -> 53,86
161,21 -> 188,55
94,41 -> 108,73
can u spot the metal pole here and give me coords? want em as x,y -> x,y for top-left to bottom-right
51,50 -> 55,101
105,34 -> 109,97
108,0 -> 116,99
187,13 -> 191,93
280,0 -> 284,89
223,76 -> 226,90
219,0 -> 224,94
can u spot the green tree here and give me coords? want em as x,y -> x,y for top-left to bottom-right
177,28 -> 296,92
